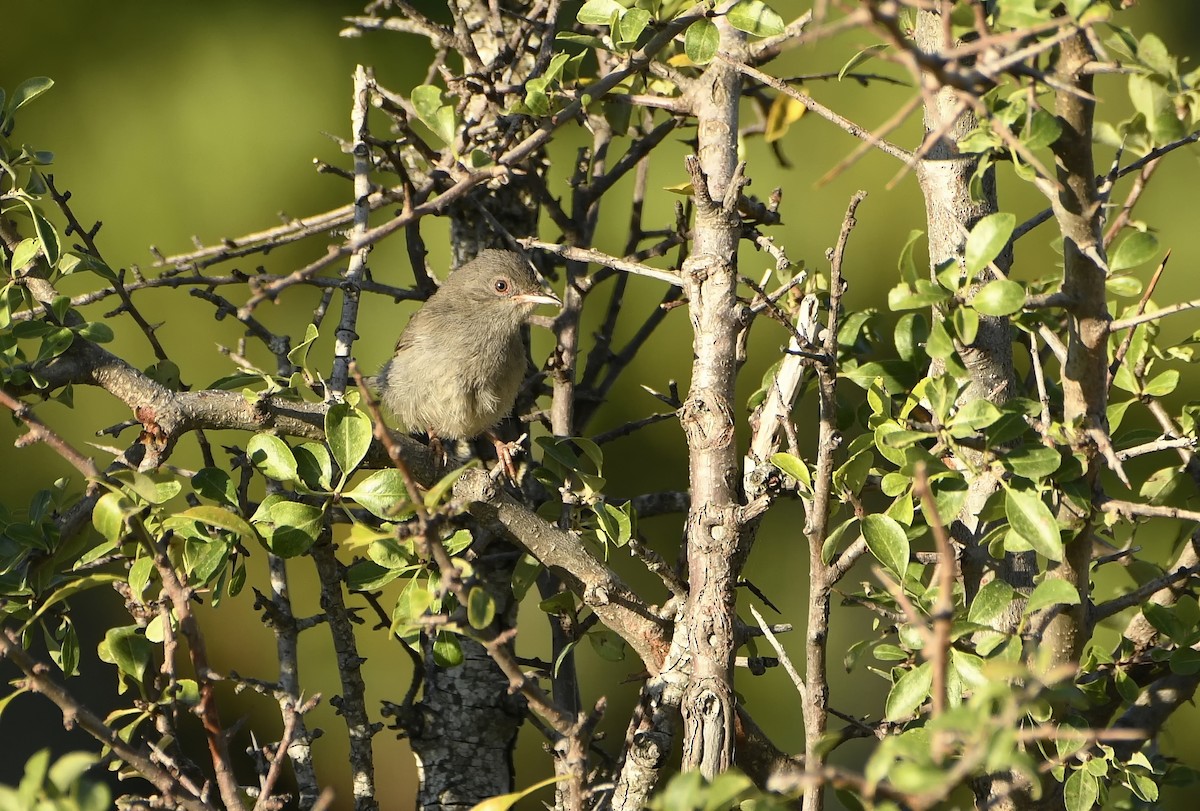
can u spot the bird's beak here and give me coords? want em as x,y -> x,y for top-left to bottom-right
514,291 -> 562,308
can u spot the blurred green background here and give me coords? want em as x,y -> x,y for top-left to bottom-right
3,2 -> 1200,808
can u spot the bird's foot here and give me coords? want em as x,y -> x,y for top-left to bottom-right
488,432 -> 527,484
428,433 -> 450,474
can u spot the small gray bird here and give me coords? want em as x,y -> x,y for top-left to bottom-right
378,249 -> 560,447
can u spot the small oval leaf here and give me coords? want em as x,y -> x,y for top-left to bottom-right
862,514 -> 910,580
684,19 -> 720,65
1004,486 -> 1062,562
1109,231 -> 1159,272
964,212 -> 1016,274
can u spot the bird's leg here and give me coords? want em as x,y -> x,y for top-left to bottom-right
486,431 -> 526,483
427,431 -> 448,473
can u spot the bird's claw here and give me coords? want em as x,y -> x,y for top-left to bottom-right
488,432 -> 527,484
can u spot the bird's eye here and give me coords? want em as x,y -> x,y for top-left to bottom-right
493,277 -> 510,294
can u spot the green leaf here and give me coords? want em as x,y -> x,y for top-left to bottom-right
1023,108 -> 1062,149
1004,486 -> 1062,561
325,403 -> 372,478
726,0 -> 785,37
368,537 -> 415,570
128,557 -> 155,599
467,586 -> 496,630
260,501 -> 324,557
424,461 -> 477,509
287,323 -> 320,368
952,399 -> 1001,431
576,0 -> 623,25
98,625 -> 151,682
1139,466 -> 1182,506
1129,73 -> 1185,145
1064,768 -> 1098,811
32,211 -> 61,269
7,77 -> 54,114
897,230 -> 925,285
587,627 -> 627,661
964,213 -> 1015,274
165,506 -> 256,544
841,360 -> 919,395
1142,369 -> 1179,397
432,631 -> 463,667
970,279 -> 1025,317
593,502 -> 633,546
894,313 -> 928,362
183,537 -> 230,587
885,661 -> 932,721
1169,647 -> 1200,675
862,514 -> 910,580
968,580 -> 1017,627
295,442 -> 334,491
684,19 -> 719,65
443,528 -> 474,556
1023,579 -> 1080,615
888,280 -> 950,310
510,552 -> 542,601
1001,447 -> 1061,481
770,452 -> 811,490
839,44 -> 888,80
821,518 -> 857,565
616,8 -> 652,44
47,751 -> 100,793
410,85 -> 457,146
247,434 -> 298,482
92,491 -> 135,543
11,238 -> 39,271
77,322 -> 114,343
539,591 -> 576,614
192,468 -> 237,507
1106,274 -> 1142,298
346,560 -> 402,591
952,306 -> 979,346
1109,231 -> 1159,272
20,574 -> 124,633
919,318 -> 950,360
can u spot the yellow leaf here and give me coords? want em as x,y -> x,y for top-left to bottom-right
662,181 -> 695,195
765,92 -> 807,143
469,776 -> 565,811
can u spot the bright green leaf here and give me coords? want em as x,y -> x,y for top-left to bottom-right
247,434 -> 298,482
964,213 -> 1016,274
325,403 -> 372,478
970,279 -> 1025,317
1024,578 -> 1081,616
862,514 -> 910,580
885,661 -> 932,721
1109,231 -> 1159,272
576,0 -> 623,25
726,0 -> 785,37
165,506 -> 256,544
1004,486 -> 1062,561
684,19 -> 719,65
467,586 -> 496,630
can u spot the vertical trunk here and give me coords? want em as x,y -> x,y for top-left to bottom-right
1043,26 -> 1105,686
678,18 -> 747,778
911,10 -> 1033,809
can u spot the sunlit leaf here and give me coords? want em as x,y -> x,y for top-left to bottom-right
684,19 -> 719,65
726,0 -> 785,37
1004,485 -> 1062,561
862,514 -> 910,580
964,213 -> 1015,274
